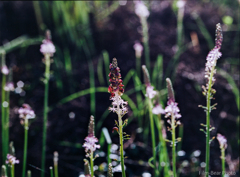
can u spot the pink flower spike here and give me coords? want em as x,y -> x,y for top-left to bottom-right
217,133 -> 227,149
6,154 -> 20,166
1,65 -> 9,75
135,1 -> 150,18
133,42 -> 143,58
145,85 -> 157,99
4,82 -> 15,91
165,100 -> 181,119
152,104 -> 165,115
18,104 -> 36,120
40,39 -> 56,56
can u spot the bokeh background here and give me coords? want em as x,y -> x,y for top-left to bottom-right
0,1 -> 239,177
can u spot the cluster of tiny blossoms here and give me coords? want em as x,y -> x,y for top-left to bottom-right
217,133 -> 227,150
82,116 -> 100,158
203,23 -> 223,93
134,1 -> 150,18
40,30 -> 56,56
18,104 -> 36,120
1,65 -> 9,75
6,154 -> 19,166
108,58 -> 128,116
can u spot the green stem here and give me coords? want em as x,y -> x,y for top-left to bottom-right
148,98 -> 157,177
171,113 -> 177,177
221,148 -> 225,177
205,63 -> 216,177
22,119 -> 29,177
117,95 -> 126,177
1,74 -> 6,163
50,167 -> 54,177
41,54 -> 51,177
140,16 -> 150,71
136,56 -> 141,80
6,90 -> 10,160
90,152 -> 94,177
11,164 -> 14,177
54,163 -> 58,177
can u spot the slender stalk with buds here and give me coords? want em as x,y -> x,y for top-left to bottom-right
165,78 -> 181,177
217,134 -> 227,177
83,116 -> 100,177
200,23 -> 223,176
40,30 -> 56,177
142,65 -> 158,176
108,58 -> 128,177
18,104 -> 35,177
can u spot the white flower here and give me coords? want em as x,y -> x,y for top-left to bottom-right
217,133 -> 227,149
133,42 -> 143,58
135,1 -> 149,18
40,39 -> 56,56
83,136 -> 100,157
109,94 -> 128,116
165,100 -> 181,119
145,85 -> 157,99
18,104 -> 35,120
152,104 -> 165,115
1,65 -> 9,75
4,82 -> 15,91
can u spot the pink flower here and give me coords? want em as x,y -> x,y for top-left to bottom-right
1,65 -> 9,75
133,42 -> 143,58
18,104 -> 35,120
152,104 -> 165,115
4,82 -> 14,91
217,133 -> 227,149
40,39 -> 56,56
145,85 -> 157,99
83,136 -> 100,157
109,95 -> 128,116
165,100 -> 181,119
135,1 -> 149,18
6,154 -> 19,166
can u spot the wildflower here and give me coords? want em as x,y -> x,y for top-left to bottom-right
142,65 -> 157,99
18,104 -> 36,120
6,154 -> 19,166
204,23 -> 223,91
152,104 -> 165,115
4,82 -> 14,91
217,133 -> 227,150
40,30 -> 56,56
108,58 -> 128,116
133,42 -> 143,58
134,1 -> 149,18
165,101 -> 181,119
82,116 -> 100,158
1,65 -> 9,75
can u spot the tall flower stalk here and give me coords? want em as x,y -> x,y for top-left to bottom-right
108,58 -> 128,177
40,30 -> 56,177
135,1 -> 150,71
53,152 -> 59,177
6,154 -> 19,177
18,104 -> 35,177
142,65 -> 158,176
200,23 -> 223,177
1,51 -> 9,163
165,78 -> 181,177
217,134 -> 227,177
83,116 -> 100,177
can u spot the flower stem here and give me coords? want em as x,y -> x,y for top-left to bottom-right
116,95 -> 126,177
148,98 -> 157,177
11,164 -> 15,177
54,162 -> 58,177
205,62 -> 216,177
41,54 -> 51,177
50,167 -> 54,177
221,148 -> 225,177
90,152 -> 94,177
22,119 -> 29,177
171,114 -> 177,177
1,74 -> 6,163
140,16 -> 150,71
